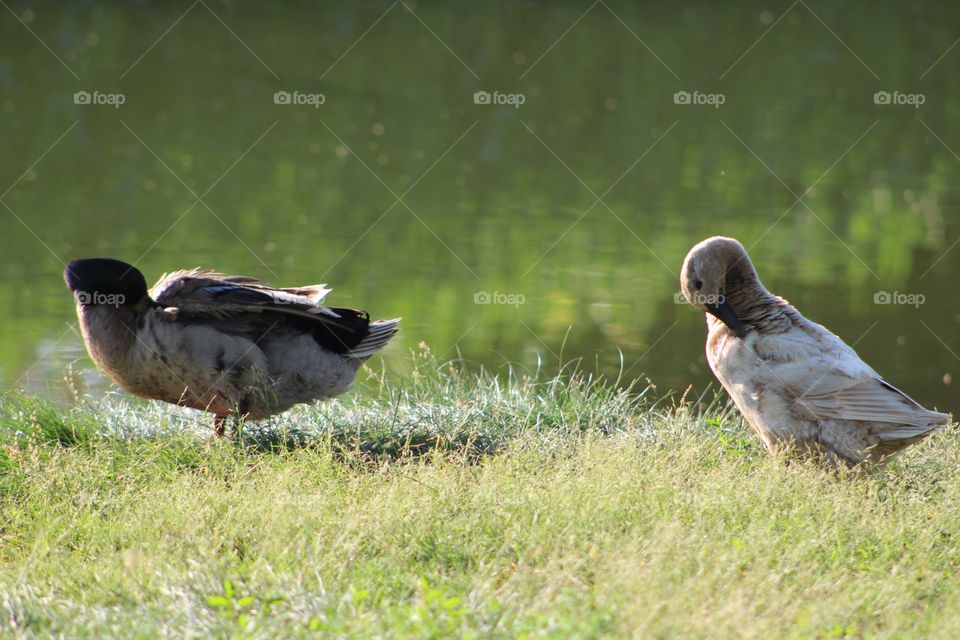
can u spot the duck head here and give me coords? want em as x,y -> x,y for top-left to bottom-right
680,236 -> 758,338
64,258 -> 151,310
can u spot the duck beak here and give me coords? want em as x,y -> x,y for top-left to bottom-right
705,300 -> 746,338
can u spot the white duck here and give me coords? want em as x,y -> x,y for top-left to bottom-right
680,236 -> 949,466
64,258 -> 400,436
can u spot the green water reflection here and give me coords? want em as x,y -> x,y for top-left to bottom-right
2,1 -> 959,411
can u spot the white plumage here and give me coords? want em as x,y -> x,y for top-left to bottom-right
681,236 -> 949,466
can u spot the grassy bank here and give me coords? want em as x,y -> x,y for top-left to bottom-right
0,351 -> 958,639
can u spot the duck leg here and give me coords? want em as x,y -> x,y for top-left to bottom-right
206,394 -> 233,438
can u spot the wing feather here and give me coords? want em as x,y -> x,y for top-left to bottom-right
757,320 -> 949,440
148,269 -> 396,355
794,374 -> 949,435
150,269 -> 336,319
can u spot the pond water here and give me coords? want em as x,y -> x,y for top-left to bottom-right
2,2 -> 959,412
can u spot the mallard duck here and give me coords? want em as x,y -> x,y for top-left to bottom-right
680,236 -> 949,466
64,258 -> 400,435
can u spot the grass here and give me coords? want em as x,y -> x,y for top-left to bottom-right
0,347 -> 958,639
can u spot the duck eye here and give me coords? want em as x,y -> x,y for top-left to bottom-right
694,279 -> 703,290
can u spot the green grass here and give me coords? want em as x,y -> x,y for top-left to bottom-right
0,348 -> 958,639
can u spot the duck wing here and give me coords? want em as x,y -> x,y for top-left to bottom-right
150,269 -> 395,355
151,269 -> 334,318
794,372 -> 949,437
764,326 -> 950,438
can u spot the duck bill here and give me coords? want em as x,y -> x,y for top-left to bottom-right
705,300 -> 746,338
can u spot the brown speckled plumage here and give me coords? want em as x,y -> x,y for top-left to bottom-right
65,259 -> 400,435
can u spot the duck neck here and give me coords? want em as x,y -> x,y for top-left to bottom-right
77,304 -> 142,374
723,263 -> 784,329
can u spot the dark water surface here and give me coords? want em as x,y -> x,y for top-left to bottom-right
2,1 -> 959,411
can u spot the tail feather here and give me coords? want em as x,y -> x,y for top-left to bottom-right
346,318 -> 401,359
878,410 -> 951,441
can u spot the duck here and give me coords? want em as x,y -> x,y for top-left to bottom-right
680,236 -> 949,467
64,258 -> 400,436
